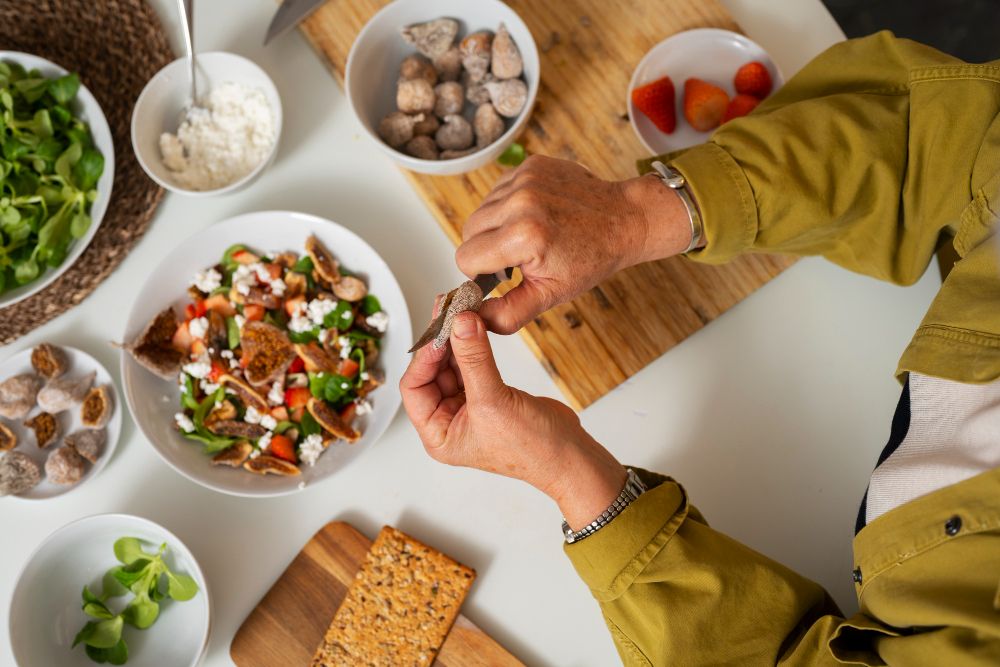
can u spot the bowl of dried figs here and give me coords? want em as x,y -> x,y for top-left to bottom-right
346,0 -> 539,175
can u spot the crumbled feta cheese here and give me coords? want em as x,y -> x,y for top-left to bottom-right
270,278 -> 286,297
232,264 -> 257,296
229,358 -> 241,369
182,355 -> 212,379
288,300 -> 313,333
191,268 -> 222,293
221,349 -> 234,359
306,298 -> 338,326
244,405 -> 263,425
341,310 -> 352,321
249,448 -> 261,460
355,398 -> 372,415
359,371 -> 370,382
257,431 -> 273,451
253,263 -> 272,283
318,328 -> 329,344
175,412 -> 195,433
188,316 -> 209,340
260,414 -> 278,431
234,314 -> 246,330
267,380 -> 284,406
340,382 -> 349,390
366,311 -> 389,333
339,341 -> 352,360
200,380 -> 220,394
298,433 -> 325,467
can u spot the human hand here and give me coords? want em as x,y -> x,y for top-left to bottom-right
456,155 -> 692,334
400,308 -> 627,529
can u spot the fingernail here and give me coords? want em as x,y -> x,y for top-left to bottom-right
453,312 -> 478,339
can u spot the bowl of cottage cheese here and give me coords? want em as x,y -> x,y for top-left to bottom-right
131,52 -> 282,196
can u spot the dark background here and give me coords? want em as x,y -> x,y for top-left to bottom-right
822,0 -> 1000,62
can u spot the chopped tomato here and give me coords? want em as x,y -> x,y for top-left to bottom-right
288,357 -> 305,374
338,358 -> 359,379
270,405 -> 289,421
339,402 -> 357,424
284,295 -> 306,317
232,249 -> 259,265
191,339 -> 207,356
171,321 -> 193,352
204,294 -> 235,317
268,434 -> 297,463
244,304 -> 266,321
290,406 -> 306,422
207,360 -> 226,383
284,386 -> 311,410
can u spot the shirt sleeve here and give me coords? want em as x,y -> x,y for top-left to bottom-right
564,469 -> 851,666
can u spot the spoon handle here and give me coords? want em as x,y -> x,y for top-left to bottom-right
177,0 -> 197,104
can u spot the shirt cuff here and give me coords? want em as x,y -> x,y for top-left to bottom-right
563,469 -> 689,602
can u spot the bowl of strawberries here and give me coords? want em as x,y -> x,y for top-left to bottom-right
627,28 -> 783,155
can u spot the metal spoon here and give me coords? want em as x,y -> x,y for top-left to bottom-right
176,0 -> 203,120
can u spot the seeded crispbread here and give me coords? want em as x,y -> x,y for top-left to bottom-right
310,526 -> 475,667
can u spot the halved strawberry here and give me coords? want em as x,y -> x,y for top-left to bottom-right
288,357 -> 305,374
171,321 -> 194,352
734,61 -> 772,99
270,405 -> 290,421
284,386 -> 311,410
631,76 -> 676,134
722,94 -> 760,123
338,358 -> 359,379
683,78 -> 729,132
185,300 -> 207,320
268,434 -> 297,463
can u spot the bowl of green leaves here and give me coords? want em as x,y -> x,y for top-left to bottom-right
0,51 -> 114,307
8,514 -> 209,667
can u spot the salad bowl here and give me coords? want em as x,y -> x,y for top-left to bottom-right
120,211 -> 411,497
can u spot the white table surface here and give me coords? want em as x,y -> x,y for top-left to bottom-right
1,2 -> 944,666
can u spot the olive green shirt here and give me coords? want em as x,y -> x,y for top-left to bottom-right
566,32 -> 1000,665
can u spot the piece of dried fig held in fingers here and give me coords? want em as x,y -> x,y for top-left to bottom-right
435,114 -> 474,150
491,23 -> 523,79
434,281 -> 485,350
485,79 -> 527,118
401,18 -> 459,59
460,31 -> 493,82
474,103 -> 505,147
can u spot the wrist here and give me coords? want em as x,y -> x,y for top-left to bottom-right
620,173 -> 693,265
542,435 -> 627,531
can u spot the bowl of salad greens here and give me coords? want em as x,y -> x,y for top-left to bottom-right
0,52 -> 114,307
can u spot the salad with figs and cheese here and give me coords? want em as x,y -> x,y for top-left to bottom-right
124,235 -> 387,477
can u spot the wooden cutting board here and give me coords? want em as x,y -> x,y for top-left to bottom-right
298,0 -> 794,409
230,521 -> 522,666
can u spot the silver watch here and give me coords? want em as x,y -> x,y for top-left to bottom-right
562,468 -> 647,544
650,160 -> 704,253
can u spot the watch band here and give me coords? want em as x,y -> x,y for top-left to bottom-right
562,468 -> 647,544
650,160 -> 704,253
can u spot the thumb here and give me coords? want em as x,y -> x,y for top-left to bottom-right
450,311 -> 506,404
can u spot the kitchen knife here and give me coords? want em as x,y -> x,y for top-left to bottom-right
408,268 -> 514,354
264,0 -> 327,45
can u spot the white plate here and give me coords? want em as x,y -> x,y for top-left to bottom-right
8,513 -> 211,667
0,51 -> 115,308
120,211 -> 412,497
627,29 -> 784,155
0,346 -> 122,500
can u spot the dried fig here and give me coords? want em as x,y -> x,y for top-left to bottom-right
460,31 -> 493,82
485,78 -> 527,117
399,54 -> 437,86
435,114 -> 474,150
405,135 -> 439,160
432,46 -> 462,82
401,18 -> 458,59
474,103 -> 505,147
491,23 -> 523,79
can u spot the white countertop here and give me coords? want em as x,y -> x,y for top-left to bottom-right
1,2 -> 944,666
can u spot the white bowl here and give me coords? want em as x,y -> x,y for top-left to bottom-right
120,211 -> 412,497
0,345 -> 122,500
346,0 -> 540,175
627,28 -> 784,155
0,51 -> 115,309
9,513 -> 211,667
130,52 -> 282,196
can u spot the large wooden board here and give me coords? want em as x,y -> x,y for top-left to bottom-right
230,521 -> 522,667
299,0 -> 795,408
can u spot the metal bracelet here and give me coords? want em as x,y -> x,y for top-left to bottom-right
562,469 -> 647,544
650,160 -> 704,254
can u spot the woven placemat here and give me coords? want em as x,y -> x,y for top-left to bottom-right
0,0 -> 173,342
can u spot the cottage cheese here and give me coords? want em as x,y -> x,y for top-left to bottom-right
182,354 -> 212,379
244,405 -> 263,425
257,431 -> 273,451
306,298 -> 338,326
175,413 -> 196,433
299,433 -> 325,467
159,81 -> 275,191
260,414 -> 278,431
232,264 -> 257,296
366,311 -> 389,333
188,316 -> 208,340
267,380 -> 284,406
191,268 -> 222,293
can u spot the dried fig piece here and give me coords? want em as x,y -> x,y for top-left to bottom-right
244,455 -> 301,476
80,385 -> 113,429
433,81 -> 464,118
464,71 -> 494,105
294,343 -> 339,374
474,103 -> 505,147
433,46 -> 462,82
491,23 -> 523,79
435,114 -> 474,150
0,421 -> 16,451
206,310 -> 229,353
307,398 -> 360,443
397,78 -> 435,114
37,372 -> 94,414
412,113 -> 440,136
485,79 -> 527,117
283,270 -> 308,299
238,321 -> 296,387
46,446 -> 86,485
460,31 -> 493,82
25,412 -> 60,448
244,286 -> 282,310
332,276 -> 368,302
401,18 -> 458,59
219,374 -> 269,413
271,252 -> 298,269
435,281 -> 484,349
305,235 -> 342,283
212,441 -> 252,467
0,451 -> 41,495
405,135 -> 439,160
122,307 -> 183,380
31,343 -> 68,379
65,428 -> 105,463
378,111 -> 424,149
207,419 -> 267,439
204,399 -> 238,428
399,54 -> 437,86
0,373 -> 41,419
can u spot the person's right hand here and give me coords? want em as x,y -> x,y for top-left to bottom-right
455,155 -> 693,334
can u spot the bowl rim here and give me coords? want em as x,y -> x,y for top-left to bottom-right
344,0 -> 540,169
119,210 -> 411,498
0,50 -> 116,309
626,27 -> 786,155
129,51 -> 283,197
8,512 -> 211,667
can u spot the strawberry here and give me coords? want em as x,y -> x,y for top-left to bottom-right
284,386 -> 311,410
722,94 -> 760,123
288,357 -> 305,374
683,78 -> 729,132
631,76 -> 676,134
207,360 -> 226,383
734,61 -> 772,99
268,434 -> 297,464
270,405 -> 290,422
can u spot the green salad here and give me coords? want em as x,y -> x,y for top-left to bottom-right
0,60 -> 104,294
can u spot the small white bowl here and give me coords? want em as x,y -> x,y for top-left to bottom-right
9,513 -> 211,667
627,28 -> 784,155
130,52 -> 282,196
346,0 -> 540,175
0,51 -> 115,309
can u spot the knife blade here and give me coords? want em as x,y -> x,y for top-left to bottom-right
408,268 -> 514,354
264,0 -> 327,45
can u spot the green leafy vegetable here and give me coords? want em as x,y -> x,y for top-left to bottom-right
308,371 -> 355,406
497,142 -> 526,167
221,243 -> 246,271
322,300 -> 353,329
360,294 -> 382,316
291,255 -> 313,274
225,316 -> 240,349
